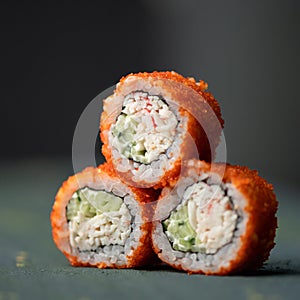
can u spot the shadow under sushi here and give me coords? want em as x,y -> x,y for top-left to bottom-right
135,260 -> 300,276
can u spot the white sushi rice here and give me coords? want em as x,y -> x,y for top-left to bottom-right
67,176 -> 144,266
153,168 -> 248,273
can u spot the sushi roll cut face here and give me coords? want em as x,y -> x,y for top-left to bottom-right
51,167 -> 153,268
101,71 -> 224,188
111,91 -> 178,165
153,161 -> 277,274
154,175 -> 246,274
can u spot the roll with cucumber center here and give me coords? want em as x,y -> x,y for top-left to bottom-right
152,160 -> 278,275
100,71 -> 224,188
51,164 -> 157,268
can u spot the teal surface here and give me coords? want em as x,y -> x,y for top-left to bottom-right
0,159 -> 299,300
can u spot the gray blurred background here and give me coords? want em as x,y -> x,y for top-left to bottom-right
1,0 -> 299,185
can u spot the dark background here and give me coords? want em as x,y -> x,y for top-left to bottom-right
1,0 -> 299,184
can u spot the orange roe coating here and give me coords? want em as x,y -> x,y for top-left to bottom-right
119,71 -> 223,127
152,160 -> 278,275
50,163 -> 158,268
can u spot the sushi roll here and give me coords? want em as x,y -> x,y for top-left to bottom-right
100,71 -> 224,188
51,164 -> 157,268
152,160 -> 278,275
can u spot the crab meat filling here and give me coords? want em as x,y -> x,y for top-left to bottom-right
163,182 -> 238,254
66,188 -> 132,252
111,91 -> 178,164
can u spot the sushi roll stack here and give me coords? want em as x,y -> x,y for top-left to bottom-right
51,71 -> 278,274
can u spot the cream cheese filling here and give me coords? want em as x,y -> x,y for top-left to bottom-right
111,91 -> 178,164
164,181 -> 238,254
67,188 -> 132,252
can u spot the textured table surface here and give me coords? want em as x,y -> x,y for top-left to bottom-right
1,159 -> 299,300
